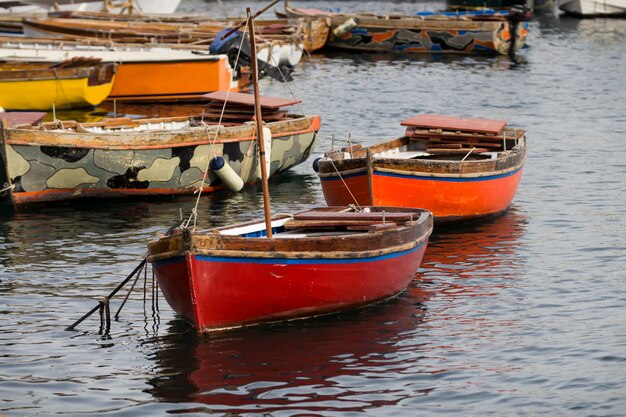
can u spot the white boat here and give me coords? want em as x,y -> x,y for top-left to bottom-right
558,0 -> 626,16
0,0 -> 181,14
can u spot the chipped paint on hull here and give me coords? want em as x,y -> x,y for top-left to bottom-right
328,21 -> 528,55
1,116 -> 319,206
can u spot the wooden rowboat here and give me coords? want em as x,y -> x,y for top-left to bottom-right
44,11 -> 331,53
0,0 -> 181,14
283,1 -> 531,55
21,16 -> 307,67
148,206 -> 433,333
0,59 -> 116,110
0,92 -> 320,208
316,114 -> 526,224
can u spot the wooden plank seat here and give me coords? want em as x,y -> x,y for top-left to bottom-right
284,210 -> 419,230
292,210 -> 418,222
401,114 -> 506,134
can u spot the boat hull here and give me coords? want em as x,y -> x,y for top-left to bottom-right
284,4 -> 528,55
108,58 -> 233,101
0,115 -> 320,206
153,243 -> 427,332
148,207 -> 432,332
0,64 -> 116,110
558,0 -> 626,16
326,21 -> 528,55
320,165 -> 524,223
0,42 -> 236,101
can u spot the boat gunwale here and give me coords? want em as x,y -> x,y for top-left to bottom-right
317,135 -> 526,179
0,63 -> 116,83
147,210 -> 432,263
3,115 -> 321,149
148,235 -> 430,263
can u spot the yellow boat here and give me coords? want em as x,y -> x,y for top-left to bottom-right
0,59 -> 117,111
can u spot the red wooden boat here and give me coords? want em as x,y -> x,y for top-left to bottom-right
148,206 -> 432,333
146,5 -> 433,334
316,114 -> 526,224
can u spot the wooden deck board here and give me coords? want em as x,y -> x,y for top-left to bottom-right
401,114 -> 506,134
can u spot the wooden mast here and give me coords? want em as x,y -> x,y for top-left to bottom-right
219,0 -> 280,238
247,7 -> 273,238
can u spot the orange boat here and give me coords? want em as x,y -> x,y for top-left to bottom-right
316,114 -> 526,224
0,38 -> 237,101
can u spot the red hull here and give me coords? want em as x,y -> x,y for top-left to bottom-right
152,242 -> 428,332
321,168 -> 524,223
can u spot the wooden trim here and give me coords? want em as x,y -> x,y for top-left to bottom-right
0,119 -> 16,209
317,166 -> 368,178
366,148 -> 375,205
190,239 -> 424,259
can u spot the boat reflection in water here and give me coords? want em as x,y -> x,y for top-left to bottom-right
145,209 -> 527,414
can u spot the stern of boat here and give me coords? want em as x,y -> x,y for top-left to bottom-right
148,230 -> 199,326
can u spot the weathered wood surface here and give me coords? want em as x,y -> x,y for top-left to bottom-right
202,91 -> 301,109
318,134 -> 526,177
21,15 -> 327,50
0,112 -> 46,127
5,114 -> 320,148
147,207 -> 432,261
401,114 -> 506,134
0,62 -> 116,84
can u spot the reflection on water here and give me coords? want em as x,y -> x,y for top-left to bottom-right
313,49 -> 530,70
143,209 -> 527,414
422,208 -> 528,297
2,1 -> 626,414
0,170 -> 323,270
148,299 -> 431,414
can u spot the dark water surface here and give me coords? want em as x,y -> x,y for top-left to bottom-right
2,1 -> 626,415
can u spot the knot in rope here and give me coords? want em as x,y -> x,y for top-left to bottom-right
0,183 -> 15,194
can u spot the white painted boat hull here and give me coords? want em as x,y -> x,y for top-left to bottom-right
558,0 -> 626,15
0,0 -> 181,14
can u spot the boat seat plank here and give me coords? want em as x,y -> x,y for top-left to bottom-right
283,219 -> 406,229
401,114 -> 506,134
380,151 -> 430,159
202,91 -> 302,109
347,223 -> 398,232
0,111 -> 46,127
426,147 -> 490,154
293,211 -> 416,221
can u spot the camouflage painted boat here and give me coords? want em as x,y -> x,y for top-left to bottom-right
283,2 -> 531,55
0,99 -> 319,208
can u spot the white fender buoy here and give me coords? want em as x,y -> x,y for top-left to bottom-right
210,156 -> 244,192
256,127 -> 273,180
332,17 -> 359,37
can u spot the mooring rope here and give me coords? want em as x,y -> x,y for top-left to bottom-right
183,19 -> 250,229
254,21 -> 362,209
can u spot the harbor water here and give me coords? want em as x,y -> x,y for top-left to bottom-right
1,1 -> 626,415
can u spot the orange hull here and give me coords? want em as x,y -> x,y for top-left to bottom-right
320,168 -> 524,223
318,114 -> 526,224
109,57 -> 234,101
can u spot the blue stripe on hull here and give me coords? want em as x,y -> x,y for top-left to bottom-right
320,165 -> 522,183
192,241 -> 426,265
